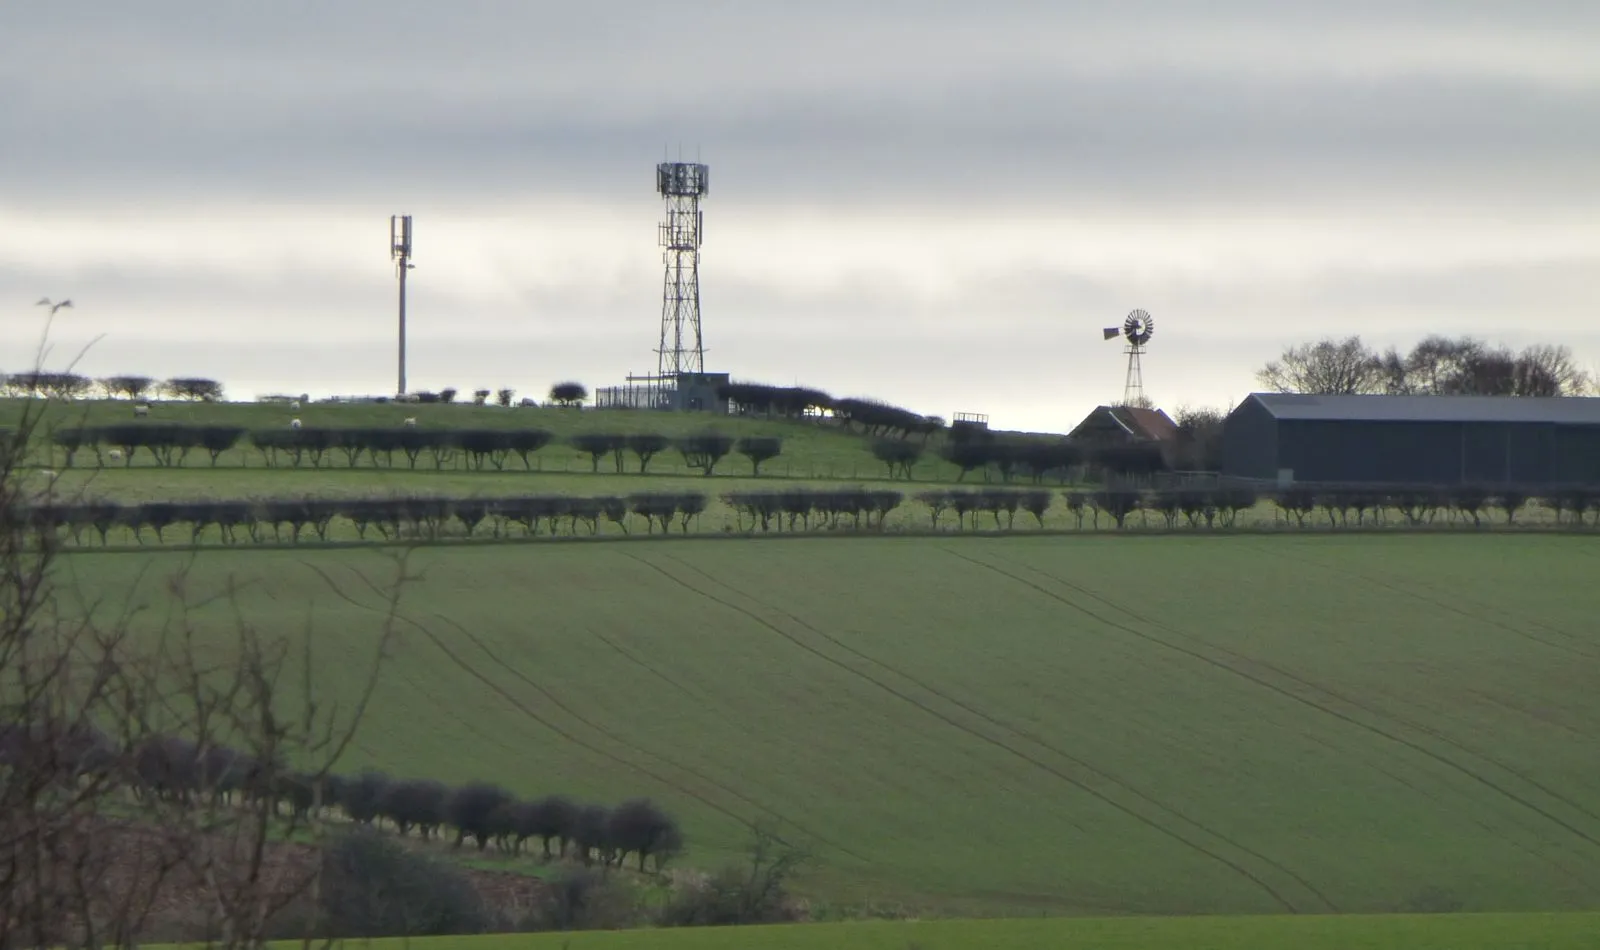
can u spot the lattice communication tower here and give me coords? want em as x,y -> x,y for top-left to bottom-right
656,162 -> 709,377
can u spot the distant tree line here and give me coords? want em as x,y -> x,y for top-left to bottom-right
1258,335 -> 1593,397
0,725 -> 682,873
717,382 -> 942,439
2,373 -> 224,401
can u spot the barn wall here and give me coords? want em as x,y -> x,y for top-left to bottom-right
1220,398 -> 1278,479
1278,420 -> 1463,484
1276,420 -> 1578,487
1553,425 -> 1600,484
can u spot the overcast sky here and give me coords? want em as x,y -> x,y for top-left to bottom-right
2,1 -> 1596,432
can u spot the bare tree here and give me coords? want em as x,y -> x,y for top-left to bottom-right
0,325 -> 416,945
1256,336 -> 1385,395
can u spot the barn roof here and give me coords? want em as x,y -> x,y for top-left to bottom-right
1069,405 -> 1179,441
1242,392 -> 1600,425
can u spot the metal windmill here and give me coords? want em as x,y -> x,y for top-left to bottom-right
1102,309 -> 1154,408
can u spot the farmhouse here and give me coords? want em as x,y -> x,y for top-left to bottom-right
1221,392 -> 1600,488
1067,405 -> 1178,452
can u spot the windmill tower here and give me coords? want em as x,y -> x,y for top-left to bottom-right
1102,309 -> 1154,408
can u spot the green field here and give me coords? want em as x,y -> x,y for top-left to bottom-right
7,397 -> 958,481
251,913 -> 1600,949
68,532 -> 1600,917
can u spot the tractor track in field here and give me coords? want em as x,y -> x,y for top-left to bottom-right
623,550 -> 1311,914
946,547 -> 1600,858
1135,547 -> 1600,824
1280,549 -> 1599,661
587,626 -> 707,703
301,562 -> 867,864
1295,727 -> 1592,884
658,551 -> 1340,914
422,610 -> 871,864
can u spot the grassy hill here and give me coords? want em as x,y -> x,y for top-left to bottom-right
246,913 -> 1600,949
68,532 -> 1600,918
2,397 -> 965,482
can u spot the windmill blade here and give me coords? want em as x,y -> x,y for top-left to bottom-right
1102,327 -> 1121,341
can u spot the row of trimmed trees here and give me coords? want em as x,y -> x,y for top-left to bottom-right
28,484 -> 1597,548
27,492 -> 719,546
341,774 -> 682,871
4,373 -> 223,401
46,425 -> 782,476
0,725 -> 681,873
1055,485 -> 1599,530
722,489 -> 905,532
1266,486 -> 1599,528
872,435 -> 1164,483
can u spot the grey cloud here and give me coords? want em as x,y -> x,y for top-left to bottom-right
3,1 -> 1597,429
1,2 -> 1595,209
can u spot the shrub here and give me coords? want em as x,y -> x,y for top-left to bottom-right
101,374 -> 155,400
549,381 -> 588,407
1497,490 -> 1528,524
870,438 -> 922,479
378,779 -> 451,839
571,803 -> 614,866
626,433 -> 671,473
162,377 -> 224,401
446,781 -> 515,850
938,440 -> 991,481
607,798 -> 683,873
506,429 -> 553,469
734,436 -> 783,476
49,426 -> 98,468
1275,489 -> 1316,527
316,827 -> 491,938
1092,488 -> 1141,529
677,432 -> 735,476
458,429 -> 512,471
529,867 -> 645,932
659,824 -> 805,927
472,388 -> 491,406
570,433 -> 627,473
198,426 -> 246,466
496,388 -> 515,407
340,770 -> 391,825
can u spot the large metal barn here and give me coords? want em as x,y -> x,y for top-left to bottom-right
1221,393 -> 1600,488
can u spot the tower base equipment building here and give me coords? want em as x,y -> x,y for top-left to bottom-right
1221,393 -> 1600,489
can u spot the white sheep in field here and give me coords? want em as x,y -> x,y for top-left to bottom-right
132,404 -> 149,418
290,400 -> 301,410
38,469 -> 57,479
290,418 -> 302,429
107,449 -> 124,462
403,417 -> 418,427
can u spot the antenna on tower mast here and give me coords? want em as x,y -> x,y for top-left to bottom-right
390,214 -> 415,395
655,160 -> 709,377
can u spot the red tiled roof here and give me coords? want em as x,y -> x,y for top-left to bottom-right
1069,405 -> 1179,442
1112,406 -> 1179,442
